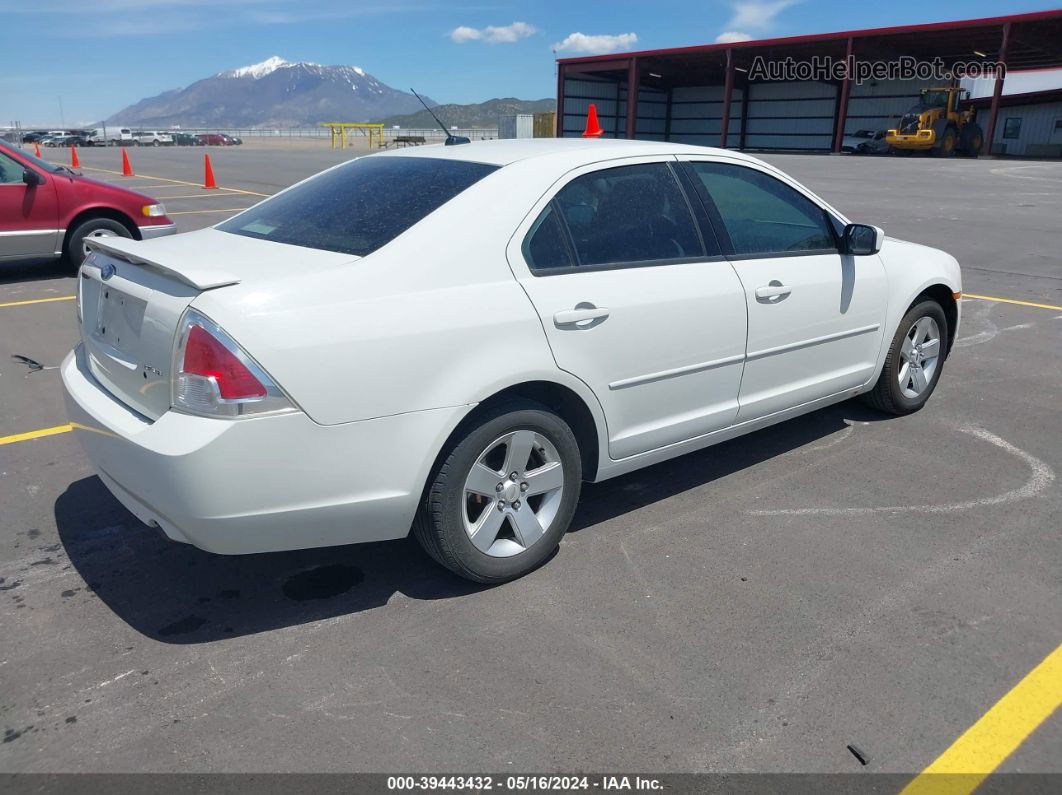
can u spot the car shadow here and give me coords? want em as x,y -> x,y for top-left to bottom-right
0,257 -> 75,285
570,400 -> 889,532
54,400 -> 893,645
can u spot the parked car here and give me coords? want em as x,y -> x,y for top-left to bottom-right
171,132 -> 203,146
133,131 -> 173,146
22,131 -> 48,144
196,133 -> 231,145
61,140 -> 961,583
223,135 -> 243,145
43,134 -> 87,148
0,139 -> 175,266
841,129 -> 889,154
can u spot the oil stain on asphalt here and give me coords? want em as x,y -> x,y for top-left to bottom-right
150,566 -> 361,638
158,615 -> 208,637
282,564 -> 363,601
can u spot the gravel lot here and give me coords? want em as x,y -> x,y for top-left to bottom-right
1,145 -> 1059,777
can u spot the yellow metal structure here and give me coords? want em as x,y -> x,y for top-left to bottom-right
321,123 -> 385,149
533,112 -> 556,138
886,87 -> 984,156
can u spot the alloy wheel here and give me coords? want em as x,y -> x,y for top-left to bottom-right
898,316 -> 941,399
82,228 -> 118,257
462,430 -> 565,557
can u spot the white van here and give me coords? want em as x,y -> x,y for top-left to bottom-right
88,128 -> 134,146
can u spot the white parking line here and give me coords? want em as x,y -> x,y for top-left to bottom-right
748,425 -> 1054,517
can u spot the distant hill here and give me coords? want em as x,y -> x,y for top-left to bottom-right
375,98 -> 556,129
106,57 -> 437,128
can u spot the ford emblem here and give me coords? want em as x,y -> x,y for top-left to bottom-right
100,262 -> 116,280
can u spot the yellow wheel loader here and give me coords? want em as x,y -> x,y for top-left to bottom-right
886,87 -> 985,157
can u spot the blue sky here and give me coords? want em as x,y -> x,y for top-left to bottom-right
4,0 -> 1059,125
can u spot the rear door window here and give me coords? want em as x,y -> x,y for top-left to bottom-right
548,162 -> 704,269
522,204 -> 573,271
218,156 -> 498,256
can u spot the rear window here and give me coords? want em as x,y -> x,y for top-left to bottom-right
218,155 -> 499,256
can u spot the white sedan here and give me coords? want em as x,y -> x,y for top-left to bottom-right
62,139 -> 961,582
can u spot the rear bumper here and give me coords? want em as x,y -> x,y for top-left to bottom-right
138,223 -> 177,240
61,344 -> 466,555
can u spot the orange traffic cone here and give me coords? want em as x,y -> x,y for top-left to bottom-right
70,145 -> 80,168
203,154 -> 217,189
582,103 -> 604,138
34,143 -> 42,157
121,149 -> 133,177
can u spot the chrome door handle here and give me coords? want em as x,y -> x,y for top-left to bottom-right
755,284 -> 792,299
554,305 -> 610,326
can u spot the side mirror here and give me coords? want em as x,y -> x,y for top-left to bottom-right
842,223 -> 884,256
23,169 -> 45,187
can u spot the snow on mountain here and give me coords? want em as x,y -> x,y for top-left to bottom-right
222,56 -> 293,80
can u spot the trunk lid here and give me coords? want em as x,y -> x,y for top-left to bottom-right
78,228 -> 357,420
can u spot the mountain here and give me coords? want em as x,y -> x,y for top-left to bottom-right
106,57 -> 437,128
375,98 -> 556,129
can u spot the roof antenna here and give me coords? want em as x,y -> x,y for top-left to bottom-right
410,88 -> 470,146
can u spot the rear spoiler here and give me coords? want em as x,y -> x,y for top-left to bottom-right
87,237 -> 241,290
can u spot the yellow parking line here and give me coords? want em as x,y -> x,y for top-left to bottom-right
0,295 -> 76,309
166,208 -> 250,215
74,165 -> 271,197
900,642 -> 1062,795
153,192 -> 248,200
0,424 -> 74,446
964,294 -> 1062,312
103,182 -> 205,190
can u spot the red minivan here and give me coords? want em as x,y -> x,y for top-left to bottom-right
0,140 -> 175,267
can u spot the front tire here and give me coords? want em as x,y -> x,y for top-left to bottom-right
64,217 -> 132,267
413,401 -> 582,583
935,127 -> 957,157
863,299 -> 948,415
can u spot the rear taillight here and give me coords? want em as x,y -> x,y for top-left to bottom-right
172,310 -> 295,418
183,325 -> 266,400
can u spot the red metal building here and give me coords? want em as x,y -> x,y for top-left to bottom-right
555,10 -> 1062,155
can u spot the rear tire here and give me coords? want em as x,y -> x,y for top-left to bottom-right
64,217 -> 132,268
413,401 -> 582,583
862,299 -> 948,415
960,123 -> 983,157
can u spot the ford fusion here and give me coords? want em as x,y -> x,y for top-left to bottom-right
62,140 -> 961,582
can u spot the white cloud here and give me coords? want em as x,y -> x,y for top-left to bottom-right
725,0 -> 799,32
449,21 -> 538,45
715,31 -> 753,43
450,26 -> 482,43
552,32 -> 638,55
